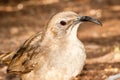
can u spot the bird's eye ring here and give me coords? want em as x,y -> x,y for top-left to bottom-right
60,21 -> 66,26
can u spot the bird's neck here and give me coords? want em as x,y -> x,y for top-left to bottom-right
43,24 -> 80,45
67,24 -> 80,41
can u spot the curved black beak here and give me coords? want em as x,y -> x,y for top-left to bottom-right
78,16 -> 102,26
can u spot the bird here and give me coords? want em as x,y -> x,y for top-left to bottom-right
0,11 -> 102,80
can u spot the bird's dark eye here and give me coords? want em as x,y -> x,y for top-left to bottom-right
60,21 -> 67,26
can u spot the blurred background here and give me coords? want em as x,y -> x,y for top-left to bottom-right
0,0 -> 120,80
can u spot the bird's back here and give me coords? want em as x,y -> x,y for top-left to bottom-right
7,32 -> 44,74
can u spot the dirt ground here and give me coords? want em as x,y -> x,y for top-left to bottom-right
0,0 -> 120,80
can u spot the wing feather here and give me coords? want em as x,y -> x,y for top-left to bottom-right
7,32 -> 43,74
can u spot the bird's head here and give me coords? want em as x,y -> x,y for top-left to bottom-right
47,11 -> 102,38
